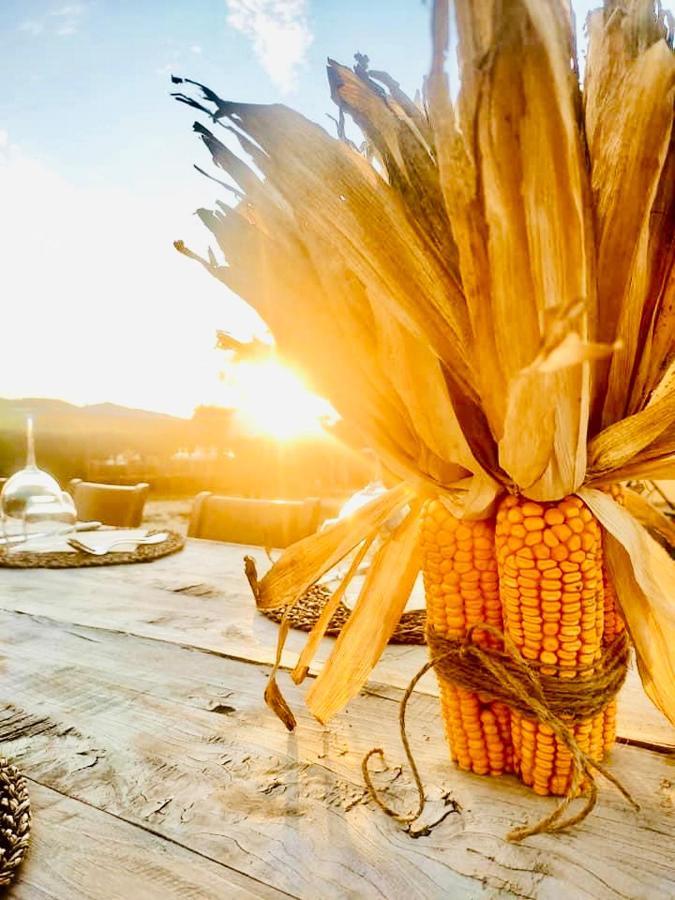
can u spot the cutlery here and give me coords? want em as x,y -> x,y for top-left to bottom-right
67,531 -> 169,556
0,521 -> 102,547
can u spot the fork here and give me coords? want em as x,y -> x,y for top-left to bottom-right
67,532 -> 169,556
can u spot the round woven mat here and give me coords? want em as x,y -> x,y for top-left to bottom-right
0,758 -> 30,888
0,530 -> 185,569
261,583 -> 426,644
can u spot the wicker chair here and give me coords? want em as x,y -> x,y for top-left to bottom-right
69,479 -> 150,527
188,493 -> 321,548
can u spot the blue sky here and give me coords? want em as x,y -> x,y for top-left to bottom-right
0,1 -> 431,191
0,0 -> 433,415
0,1 -> 670,416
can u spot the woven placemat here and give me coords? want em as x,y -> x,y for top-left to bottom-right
0,758 -> 30,888
261,583 -> 426,644
0,530 -> 185,569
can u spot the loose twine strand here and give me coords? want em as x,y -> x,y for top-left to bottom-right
363,624 -> 638,841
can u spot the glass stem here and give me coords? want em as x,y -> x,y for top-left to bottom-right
25,416 -> 37,470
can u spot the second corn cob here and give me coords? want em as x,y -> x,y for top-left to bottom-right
421,499 -> 513,777
495,494 -> 610,796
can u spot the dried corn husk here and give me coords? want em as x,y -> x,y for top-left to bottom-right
306,500 -> 423,723
253,482 -> 412,609
620,487 -> 675,547
291,536 -> 374,685
581,488 -> 675,725
176,0 -> 675,724
585,4 -> 675,426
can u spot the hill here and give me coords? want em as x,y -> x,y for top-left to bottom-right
0,397 -> 370,501
0,397 -> 182,430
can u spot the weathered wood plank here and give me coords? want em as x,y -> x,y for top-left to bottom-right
9,781 -> 288,900
0,610 -> 673,900
0,540 -> 672,750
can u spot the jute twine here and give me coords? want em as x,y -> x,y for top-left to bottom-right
0,758 -> 31,887
363,624 -> 637,841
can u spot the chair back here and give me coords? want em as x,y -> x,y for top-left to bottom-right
69,479 -> 150,528
188,493 -> 321,548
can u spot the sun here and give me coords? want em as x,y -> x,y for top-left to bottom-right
222,359 -> 337,440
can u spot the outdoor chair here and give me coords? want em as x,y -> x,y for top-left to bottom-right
188,493 -> 321,548
69,479 -> 150,527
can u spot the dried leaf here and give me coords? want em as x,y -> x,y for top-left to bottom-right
306,500 -> 423,723
580,488 -> 675,726
439,473 -> 500,521
585,9 -> 675,426
621,487 -> 675,548
291,536 -> 374,685
327,58 -> 459,272
264,619 -> 296,732
255,483 -> 412,609
457,0 -> 594,499
427,0 -> 505,437
588,382 -> 675,477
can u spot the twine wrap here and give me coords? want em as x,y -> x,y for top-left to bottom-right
363,623 -> 637,841
426,626 -> 630,723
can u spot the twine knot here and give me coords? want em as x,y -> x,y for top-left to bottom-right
363,624 -> 637,841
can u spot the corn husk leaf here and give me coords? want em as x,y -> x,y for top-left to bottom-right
326,58 -> 459,273
174,89 -> 504,486
306,500 -> 423,723
264,618 -> 296,731
500,317 -> 615,493
620,487 -> 675,547
201,94 -> 474,390
426,0 -> 505,438
588,381 -> 675,477
585,7 -> 675,426
372,308 -> 481,476
454,0 -> 594,500
254,482 -> 413,609
439,472 -> 500,521
291,536 -> 374,685
580,488 -> 675,726
593,458 -> 675,485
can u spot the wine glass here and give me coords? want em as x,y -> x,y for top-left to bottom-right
1,417 -> 72,545
23,491 -> 77,537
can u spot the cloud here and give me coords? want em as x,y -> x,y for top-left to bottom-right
226,0 -> 313,93
0,137 -> 264,416
17,3 -> 86,37
18,20 -> 44,36
190,44 -> 203,55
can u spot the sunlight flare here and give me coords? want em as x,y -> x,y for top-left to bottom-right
223,359 -> 337,440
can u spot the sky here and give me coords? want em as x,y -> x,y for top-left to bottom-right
0,1 -> 669,417
0,0 -> 433,417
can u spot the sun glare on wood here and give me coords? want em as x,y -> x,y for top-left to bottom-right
224,360 -> 337,440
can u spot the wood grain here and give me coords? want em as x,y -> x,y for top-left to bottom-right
9,781 -> 287,899
0,540 -> 672,750
0,610 -> 673,899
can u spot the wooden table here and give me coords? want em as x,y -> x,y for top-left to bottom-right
1,539 -> 673,899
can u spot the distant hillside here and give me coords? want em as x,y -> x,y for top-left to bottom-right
0,397 -> 182,429
82,402 -> 181,421
0,397 -> 370,499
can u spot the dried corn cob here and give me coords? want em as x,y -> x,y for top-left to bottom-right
495,494 -> 611,795
421,499 -> 513,776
